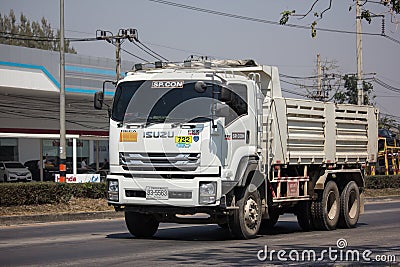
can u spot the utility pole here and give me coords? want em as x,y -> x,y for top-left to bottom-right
115,38 -> 121,81
59,0 -> 66,183
356,0 -> 364,105
96,29 -> 138,81
317,54 -> 322,99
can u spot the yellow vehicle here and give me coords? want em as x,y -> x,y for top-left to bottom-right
376,136 -> 400,175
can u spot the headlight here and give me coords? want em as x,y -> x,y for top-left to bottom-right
199,182 -> 217,204
107,180 -> 119,201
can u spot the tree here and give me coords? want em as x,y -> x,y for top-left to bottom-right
333,74 -> 374,105
0,10 -> 76,53
280,0 -> 400,37
379,114 -> 397,130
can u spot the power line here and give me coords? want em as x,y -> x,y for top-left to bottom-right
373,78 -> 400,93
281,88 -> 308,97
0,31 -> 98,42
146,0 -> 385,36
116,44 -> 149,62
380,112 -> 400,123
131,41 -> 163,61
280,73 -> 319,79
281,79 -> 319,89
375,95 -> 400,97
383,34 -> 400,45
146,0 -> 400,46
136,41 -> 169,61
143,41 -> 209,56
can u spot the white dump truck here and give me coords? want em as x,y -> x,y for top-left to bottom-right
94,59 -> 378,239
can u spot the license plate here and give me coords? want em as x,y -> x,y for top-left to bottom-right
175,136 -> 192,144
146,186 -> 169,200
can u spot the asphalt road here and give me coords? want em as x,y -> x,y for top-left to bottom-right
0,201 -> 399,266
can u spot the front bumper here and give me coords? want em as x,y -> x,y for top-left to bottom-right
8,174 -> 32,181
107,174 -> 222,207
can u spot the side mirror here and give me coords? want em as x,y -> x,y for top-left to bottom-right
194,81 -> 208,93
219,87 -> 232,102
94,91 -> 104,110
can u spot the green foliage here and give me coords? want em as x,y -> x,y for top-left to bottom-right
333,74 -> 374,105
365,175 -> 400,189
0,182 -> 106,206
0,9 -> 76,53
379,115 -> 397,131
280,10 -> 295,25
361,10 -> 372,24
311,21 -> 317,38
383,0 -> 400,13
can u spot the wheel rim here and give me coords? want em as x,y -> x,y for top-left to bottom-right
348,189 -> 359,219
244,197 -> 259,230
327,190 -> 338,220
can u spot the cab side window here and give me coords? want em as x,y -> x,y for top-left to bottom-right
221,84 -> 248,125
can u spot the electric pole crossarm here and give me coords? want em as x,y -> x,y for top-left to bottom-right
96,28 -> 138,81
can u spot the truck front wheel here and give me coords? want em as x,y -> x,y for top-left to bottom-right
125,211 -> 159,238
311,181 -> 340,230
338,181 -> 360,228
229,186 -> 262,239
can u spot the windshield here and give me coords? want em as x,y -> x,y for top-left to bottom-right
111,80 -> 216,123
5,162 -> 25,168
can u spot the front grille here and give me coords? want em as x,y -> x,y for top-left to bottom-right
120,152 -> 200,171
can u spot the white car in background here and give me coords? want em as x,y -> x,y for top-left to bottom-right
0,161 -> 32,182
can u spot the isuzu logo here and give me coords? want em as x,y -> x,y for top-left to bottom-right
143,131 -> 174,138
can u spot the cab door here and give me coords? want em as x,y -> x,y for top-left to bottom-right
219,83 -> 255,169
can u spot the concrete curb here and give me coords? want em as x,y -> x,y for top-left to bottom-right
0,211 -> 124,226
1,196 -> 399,226
365,195 -> 400,202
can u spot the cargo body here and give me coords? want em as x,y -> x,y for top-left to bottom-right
95,59 -> 378,239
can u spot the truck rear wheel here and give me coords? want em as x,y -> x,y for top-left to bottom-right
338,181 -> 360,228
229,186 -> 262,239
296,201 -> 313,231
311,181 -> 340,230
125,211 -> 159,238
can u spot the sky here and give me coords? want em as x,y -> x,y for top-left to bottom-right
1,0 -> 400,120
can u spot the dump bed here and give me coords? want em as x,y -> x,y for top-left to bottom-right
264,97 -> 378,166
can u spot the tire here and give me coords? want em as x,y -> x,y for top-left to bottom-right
228,186 -> 262,239
296,201 -> 313,231
311,181 -> 340,230
261,211 -> 279,230
338,181 -> 360,228
125,211 -> 159,238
